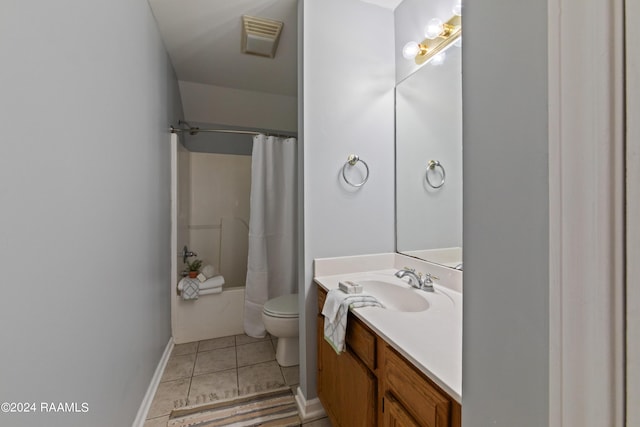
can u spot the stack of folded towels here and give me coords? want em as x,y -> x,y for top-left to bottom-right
322,281 -> 383,354
178,264 -> 225,300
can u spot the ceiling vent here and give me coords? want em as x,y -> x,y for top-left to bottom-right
241,15 -> 284,58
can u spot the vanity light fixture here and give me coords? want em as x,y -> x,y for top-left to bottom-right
402,13 -> 461,65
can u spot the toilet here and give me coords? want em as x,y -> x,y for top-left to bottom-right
262,293 -> 299,367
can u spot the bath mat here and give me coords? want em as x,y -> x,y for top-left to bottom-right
168,386 -> 300,427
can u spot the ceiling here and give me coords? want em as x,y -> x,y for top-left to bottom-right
148,0 -> 401,98
148,0 -> 298,97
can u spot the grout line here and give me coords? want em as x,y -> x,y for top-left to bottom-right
185,342 -> 200,398
235,336 -> 240,395
186,376 -> 193,404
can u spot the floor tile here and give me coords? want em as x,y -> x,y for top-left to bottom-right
271,338 -> 278,352
235,333 -> 270,346
198,335 -> 235,352
172,342 -> 198,356
161,353 -> 195,382
237,360 -> 286,395
188,369 -> 238,406
147,377 -> 190,418
237,340 -> 276,367
143,415 -> 170,427
281,365 -> 299,386
193,346 -> 237,375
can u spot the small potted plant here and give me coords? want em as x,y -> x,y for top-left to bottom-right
186,259 -> 203,278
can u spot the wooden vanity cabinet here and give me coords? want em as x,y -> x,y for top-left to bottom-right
383,393 -> 421,427
317,287 -> 377,426
317,285 -> 461,427
382,344 -> 458,427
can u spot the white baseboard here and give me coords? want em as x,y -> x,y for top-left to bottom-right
294,386 -> 326,422
131,337 -> 174,427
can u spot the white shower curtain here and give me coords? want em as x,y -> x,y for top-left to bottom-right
244,134 -> 297,337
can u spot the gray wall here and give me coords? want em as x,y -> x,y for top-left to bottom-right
0,1 -> 183,426
178,81 -> 298,133
462,0 -> 549,425
299,0 -> 395,400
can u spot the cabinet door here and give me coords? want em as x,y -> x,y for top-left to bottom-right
384,346 -> 450,427
384,393 -> 420,427
317,316 -> 377,426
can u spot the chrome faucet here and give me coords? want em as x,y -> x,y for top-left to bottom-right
394,268 -> 437,292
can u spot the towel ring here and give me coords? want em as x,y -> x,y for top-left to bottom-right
342,154 -> 370,188
426,160 -> 446,189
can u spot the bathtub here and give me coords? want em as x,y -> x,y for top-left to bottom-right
172,286 -> 245,344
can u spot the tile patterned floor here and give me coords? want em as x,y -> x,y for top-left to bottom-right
143,333 -> 331,426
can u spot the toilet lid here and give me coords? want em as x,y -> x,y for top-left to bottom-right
263,294 -> 299,318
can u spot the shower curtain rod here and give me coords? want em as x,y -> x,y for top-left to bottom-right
170,121 -> 295,139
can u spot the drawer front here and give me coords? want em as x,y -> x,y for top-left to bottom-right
384,392 -> 421,427
346,314 -> 376,370
384,346 -> 450,427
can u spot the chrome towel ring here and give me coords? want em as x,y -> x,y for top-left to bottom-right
342,154 -> 370,187
426,160 -> 446,189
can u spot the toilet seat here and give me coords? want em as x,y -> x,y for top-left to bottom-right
263,294 -> 298,318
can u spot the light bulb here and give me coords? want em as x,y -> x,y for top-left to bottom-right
452,1 -> 462,16
402,41 -> 420,59
430,52 -> 446,66
424,18 -> 444,39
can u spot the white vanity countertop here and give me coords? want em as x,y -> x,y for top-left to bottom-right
314,255 -> 462,402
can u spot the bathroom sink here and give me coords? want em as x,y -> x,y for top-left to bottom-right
356,280 -> 430,312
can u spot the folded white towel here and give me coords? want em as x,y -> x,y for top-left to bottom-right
178,275 -> 225,300
179,275 -> 224,291
322,289 -> 383,354
200,275 -> 225,290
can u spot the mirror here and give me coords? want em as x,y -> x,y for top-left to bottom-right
395,46 -> 462,269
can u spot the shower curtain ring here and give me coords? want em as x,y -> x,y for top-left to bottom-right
342,154 -> 370,187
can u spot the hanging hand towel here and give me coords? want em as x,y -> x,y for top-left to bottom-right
322,289 -> 383,354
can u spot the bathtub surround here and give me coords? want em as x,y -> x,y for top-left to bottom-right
172,147 -> 249,344
245,135 -> 298,337
188,152 -> 251,289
